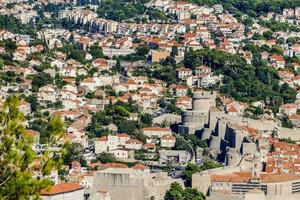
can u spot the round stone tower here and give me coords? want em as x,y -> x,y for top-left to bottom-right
178,90 -> 217,135
192,91 -> 213,113
225,147 -> 242,166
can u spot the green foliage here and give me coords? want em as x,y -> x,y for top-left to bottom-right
62,143 -> 87,167
58,43 -> 87,63
97,152 -> 116,164
147,8 -> 169,21
89,43 -> 104,59
0,96 -> 66,199
175,135 -> 207,151
244,106 -> 263,119
0,15 -> 34,35
24,95 -> 39,112
282,116 -> 293,128
55,73 -> 67,89
259,20 -> 300,32
69,49 -> 86,63
4,39 -> 17,52
140,113 -> 153,126
185,0 -> 300,16
115,120 -> 139,134
182,161 -> 222,186
278,137 -> 296,144
287,37 -> 299,45
29,115 -> 65,144
183,48 -> 296,110
152,64 -> 177,85
270,144 -> 275,152
31,72 -> 53,91
135,45 -> 150,57
0,70 -> 17,84
87,100 -> 140,138
164,182 -> 205,200
96,0 -> 148,22
171,46 -> 179,57
262,30 -> 273,40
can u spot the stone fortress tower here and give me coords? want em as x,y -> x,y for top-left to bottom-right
178,90 -> 257,165
178,90 -> 216,135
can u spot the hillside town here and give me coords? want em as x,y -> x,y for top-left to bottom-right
2,0 -> 300,200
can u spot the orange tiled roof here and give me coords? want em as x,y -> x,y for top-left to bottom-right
41,183 -> 84,195
97,136 -> 108,142
132,163 -> 148,170
161,134 -> 176,140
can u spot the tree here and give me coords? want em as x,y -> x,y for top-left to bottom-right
0,96 -> 66,199
25,95 -> 39,112
89,43 -> 104,59
31,72 -> 53,91
164,182 -> 205,200
171,46 -> 178,57
282,116 -> 293,128
182,161 -> 221,186
136,45 -> 150,57
62,143 -> 87,167
97,152 -> 116,163
140,113 -> 153,126
114,59 -> 122,73
4,39 -> 17,52
116,120 -> 139,134
280,83 -> 296,104
263,30 -> 273,40
55,73 -> 67,89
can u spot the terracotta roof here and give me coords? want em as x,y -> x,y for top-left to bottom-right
176,67 -> 192,72
161,134 -> 176,140
261,173 -> 300,183
25,130 -> 39,138
127,79 -> 137,85
196,65 -> 211,70
125,139 -> 142,144
212,172 -> 252,183
289,114 -> 300,120
132,163 -> 148,170
41,183 -> 84,195
71,161 -> 81,168
144,143 -> 156,148
88,162 -> 102,168
280,103 -> 297,109
101,162 -> 128,169
175,84 -> 187,89
271,54 -> 285,62
227,106 -> 238,113
97,136 -> 108,142
117,133 -> 130,138
81,77 -> 95,83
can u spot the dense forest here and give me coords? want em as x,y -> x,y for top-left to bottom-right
183,48 -> 296,112
186,0 -> 300,16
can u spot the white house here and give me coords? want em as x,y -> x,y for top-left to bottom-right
124,139 -> 143,150
37,85 -> 57,102
60,66 -> 77,77
80,77 -> 96,91
19,100 -> 31,115
40,182 -> 84,200
142,127 -> 172,138
110,148 -> 133,159
160,134 -> 176,148
51,59 -> 66,70
94,134 -> 130,154
279,103 -> 297,116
